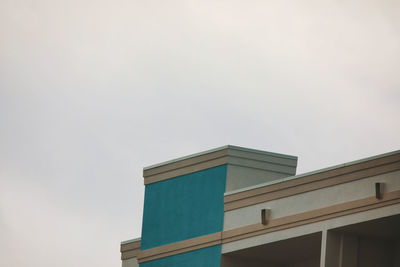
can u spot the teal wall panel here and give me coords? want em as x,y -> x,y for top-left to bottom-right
140,245 -> 221,267
141,165 -> 227,250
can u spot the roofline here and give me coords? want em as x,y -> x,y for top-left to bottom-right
225,149 -> 400,196
143,145 -> 297,171
121,237 -> 141,245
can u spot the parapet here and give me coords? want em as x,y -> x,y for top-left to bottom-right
143,145 -> 297,192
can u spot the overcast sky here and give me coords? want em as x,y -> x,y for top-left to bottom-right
0,0 -> 399,266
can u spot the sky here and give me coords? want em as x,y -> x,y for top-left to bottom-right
0,0 -> 399,266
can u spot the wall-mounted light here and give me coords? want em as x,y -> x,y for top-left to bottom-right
375,182 -> 382,200
261,209 -> 271,225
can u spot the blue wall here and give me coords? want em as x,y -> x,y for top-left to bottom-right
140,245 -> 222,267
140,165 -> 227,250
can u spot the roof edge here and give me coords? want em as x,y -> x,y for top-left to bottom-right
143,145 -> 297,171
225,149 -> 400,196
121,237 -> 141,245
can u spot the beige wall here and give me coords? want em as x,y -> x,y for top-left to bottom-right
122,258 -> 139,267
226,165 -> 291,192
223,170 -> 400,231
222,202 -> 400,254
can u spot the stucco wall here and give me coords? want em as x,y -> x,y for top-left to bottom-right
226,165 -> 292,192
122,258 -> 139,267
140,165 -> 227,249
224,170 -> 400,231
223,202 -> 400,254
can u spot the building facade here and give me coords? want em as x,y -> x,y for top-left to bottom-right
120,145 -> 400,267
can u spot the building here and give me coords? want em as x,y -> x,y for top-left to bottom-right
120,145 -> 400,267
